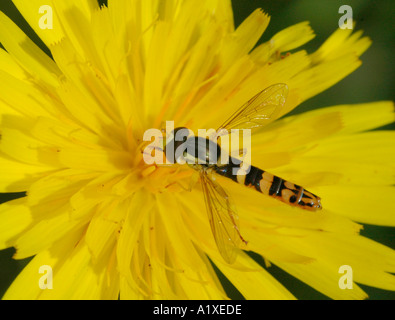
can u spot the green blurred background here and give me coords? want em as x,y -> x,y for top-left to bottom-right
0,0 -> 394,300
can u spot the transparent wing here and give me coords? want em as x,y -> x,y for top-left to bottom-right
217,83 -> 288,133
200,170 -> 245,264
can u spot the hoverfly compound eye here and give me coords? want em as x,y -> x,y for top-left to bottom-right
173,127 -> 191,144
172,127 -> 189,137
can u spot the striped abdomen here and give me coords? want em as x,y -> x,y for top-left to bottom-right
215,160 -> 322,211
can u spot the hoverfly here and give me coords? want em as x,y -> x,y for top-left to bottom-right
164,84 -> 322,264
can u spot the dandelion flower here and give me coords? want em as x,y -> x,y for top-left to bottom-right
0,0 -> 394,300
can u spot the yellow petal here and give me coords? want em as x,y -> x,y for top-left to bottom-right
58,148 -> 132,172
272,229 -> 395,298
0,11 -> 61,87
186,55 -> 255,129
0,116 -> 57,166
204,0 -> 234,32
85,202 -> 121,264
289,53 -> 362,103
304,131 -> 395,166
50,0 -> 98,59
3,227 -> 83,299
215,252 -> 295,299
0,199 -> 31,249
316,185 -> 395,226
253,108 -> 343,155
312,28 -> 371,63
221,9 -> 270,69
271,21 -> 315,52
26,169 -> 98,207
55,76 -> 123,139
294,101 -> 394,135
274,259 -> 368,300
280,132 -> 395,187
0,152 -> 52,192
12,0 -> 66,47
39,239 -> 119,299
244,227 -> 315,264
90,7 -> 122,88
0,48 -> 26,80
156,193 -> 209,268
13,202 -> 92,259
0,72 -> 46,118
251,21 -> 315,64
116,191 -> 153,292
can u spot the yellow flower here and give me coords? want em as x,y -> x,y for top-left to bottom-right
0,0 -> 394,300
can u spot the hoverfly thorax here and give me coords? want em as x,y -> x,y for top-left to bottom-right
185,136 -> 221,167
165,127 -> 221,166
